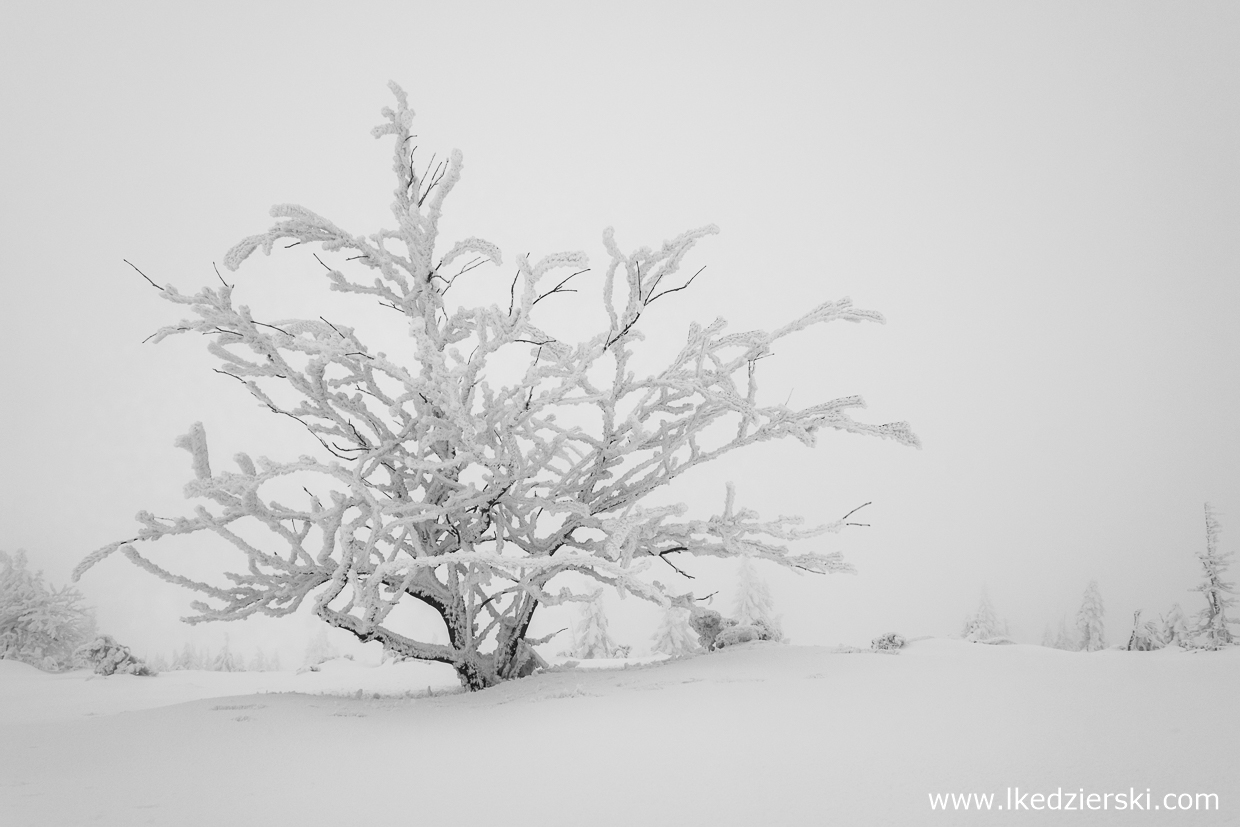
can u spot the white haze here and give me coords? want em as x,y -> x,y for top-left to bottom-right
1,3 -> 1237,664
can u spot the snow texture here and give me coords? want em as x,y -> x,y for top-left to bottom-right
3,640 -> 1238,826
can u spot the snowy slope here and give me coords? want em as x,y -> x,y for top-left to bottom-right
2,639 -> 1237,826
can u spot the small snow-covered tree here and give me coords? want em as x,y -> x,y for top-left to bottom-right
650,602 -> 700,657
212,635 -> 243,671
303,628 -> 339,668
731,557 -> 783,641
1051,614 -> 1077,651
1191,503 -> 1237,650
568,593 -> 621,659
1076,580 -> 1106,652
0,549 -> 96,671
249,648 -> 269,671
961,590 -> 1008,642
1161,603 -> 1189,648
172,642 -> 205,670
74,84 -> 918,690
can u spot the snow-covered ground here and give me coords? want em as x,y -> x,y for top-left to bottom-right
2,639 -> 1237,826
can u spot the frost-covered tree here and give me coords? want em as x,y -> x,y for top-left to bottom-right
250,648 -> 271,671
74,84 -> 918,690
1051,614 -> 1077,651
172,642 -> 205,670
568,593 -> 621,659
650,602 -> 700,657
1,549 -> 96,671
303,628 -> 340,668
1191,503 -> 1237,649
731,557 -> 783,641
961,590 -> 1008,642
1076,580 -> 1106,652
212,635 -> 243,671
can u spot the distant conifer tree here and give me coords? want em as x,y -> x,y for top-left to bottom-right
651,603 -> 700,657
1076,580 -> 1107,651
1192,503 -> 1237,649
731,557 -> 783,640
570,594 -> 621,659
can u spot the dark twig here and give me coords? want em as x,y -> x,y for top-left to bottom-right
648,265 -> 706,305
320,316 -> 345,338
441,257 -> 487,294
606,314 -> 640,349
125,259 -> 163,291
252,320 -> 290,336
655,546 -> 695,579
533,268 -> 589,306
507,266 -> 522,316
213,263 -> 232,288
840,502 -> 871,523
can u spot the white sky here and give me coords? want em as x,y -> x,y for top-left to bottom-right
2,2 -> 1237,660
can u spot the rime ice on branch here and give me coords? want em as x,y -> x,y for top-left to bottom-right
75,83 -> 919,690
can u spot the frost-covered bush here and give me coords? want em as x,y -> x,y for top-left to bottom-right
1126,611 -> 1163,652
871,633 -> 905,651
689,608 -> 777,650
76,635 -> 155,676
1160,604 -> 1189,649
75,84 -> 917,691
1,549 -> 96,672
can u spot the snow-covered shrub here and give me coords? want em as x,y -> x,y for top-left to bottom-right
688,608 -> 733,651
1126,610 -> 1163,651
714,621 -> 779,649
75,84 -> 918,691
0,549 -> 96,671
689,608 -> 776,650
76,635 -> 155,676
871,633 -> 905,651
1191,503 -> 1237,649
1161,604 -> 1189,649
1076,580 -> 1107,652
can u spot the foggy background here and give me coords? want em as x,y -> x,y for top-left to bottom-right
2,2 -> 1237,665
